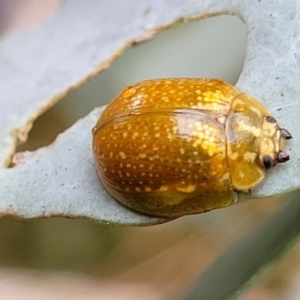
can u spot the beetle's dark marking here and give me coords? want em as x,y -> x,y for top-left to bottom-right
266,116 -> 277,123
263,155 -> 273,170
277,151 -> 290,163
280,128 -> 292,140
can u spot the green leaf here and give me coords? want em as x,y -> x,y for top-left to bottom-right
0,0 -> 298,225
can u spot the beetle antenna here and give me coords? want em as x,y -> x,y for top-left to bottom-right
280,128 -> 292,140
277,151 -> 290,163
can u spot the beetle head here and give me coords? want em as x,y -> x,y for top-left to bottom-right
259,116 -> 292,170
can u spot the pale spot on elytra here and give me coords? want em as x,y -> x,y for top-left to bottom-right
119,152 -> 126,159
158,185 -> 168,192
176,185 -> 197,193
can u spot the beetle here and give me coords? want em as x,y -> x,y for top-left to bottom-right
92,78 -> 291,217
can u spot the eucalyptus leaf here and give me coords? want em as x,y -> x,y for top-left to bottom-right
0,108 -> 168,225
0,0 -> 298,225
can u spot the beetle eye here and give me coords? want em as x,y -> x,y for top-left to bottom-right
266,116 -> 277,123
262,155 -> 274,169
280,128 -> 292,140
277,151 -> 290,163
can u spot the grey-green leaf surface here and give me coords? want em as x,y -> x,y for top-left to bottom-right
0,0 -> 299,225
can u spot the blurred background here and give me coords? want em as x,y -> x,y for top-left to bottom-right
0,1 -> 299,299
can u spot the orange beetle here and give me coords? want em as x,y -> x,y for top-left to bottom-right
92,79 -> 291,217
